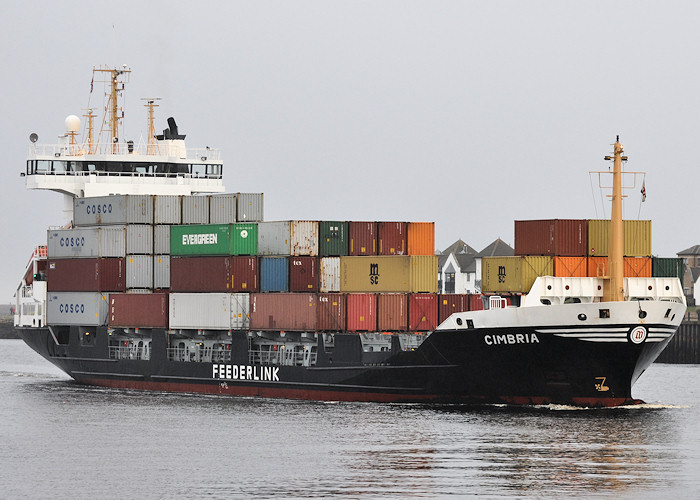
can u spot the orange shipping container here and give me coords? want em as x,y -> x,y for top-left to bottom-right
553,256 -> 588,277
587,256 -> 652,278
624,257 -> 652,277
407,222 -> 435,256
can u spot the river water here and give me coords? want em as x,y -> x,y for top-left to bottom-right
1,339 -> 699,498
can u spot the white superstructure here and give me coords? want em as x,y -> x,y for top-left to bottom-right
15,66 -> 227,328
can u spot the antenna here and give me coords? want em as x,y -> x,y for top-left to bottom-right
141,98 -> 161,155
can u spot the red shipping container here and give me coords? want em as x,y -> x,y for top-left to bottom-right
349,222 -> 377,256
468,294 -> 485,311
171,256 -> 258,292
47,258 -> 126,292
289,256 -> 319,292
514,219 -> 587,256
346,293 -> 377,331
378,222 -> 407,255
409,293 -> 438,331
109,293 -> 168,328
317,293 -> 346,331
377,293 -> 408,331
230,256 -> 258,292
249,293 -> 316,331
438,294 -> 469,324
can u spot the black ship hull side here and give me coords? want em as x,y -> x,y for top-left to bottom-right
16,323 -> 673,407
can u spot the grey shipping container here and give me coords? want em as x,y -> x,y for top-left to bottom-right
154,225 -> 171,254
47,292 -> 108,326
209,194 -> 238,224
291,220 -> 319,256
237,193 -> 264,222
230,293 -> 250,330
154,195 -> 182,224
47,227 -> 125,258
74,195 -> 153,226
258,221 -> 291,256
154,255 -> 170,289
182,195 -> 209,224
320,257 -> 341,292
126,225 -> 154,254
169,293 -> 243,330
126,255 -> 153,289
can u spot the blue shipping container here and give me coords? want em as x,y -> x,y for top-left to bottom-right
260,257 -> 289,292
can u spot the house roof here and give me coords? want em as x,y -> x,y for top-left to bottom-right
692,267 -> 700,283
678,245 -> 700,256
478,238 -> 514,257
441,239 -> 478,256
455,253 -> 476,273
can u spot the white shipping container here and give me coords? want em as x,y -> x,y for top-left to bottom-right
154,255 -> 170,289
74,195 -> 153,226
154,225 -> 171,254
236,193 -> 264,222
291,220 -> 319,256
209,194 -> 237,224
126,255 -> 153,289
47,292 -> 108,325
258,221 -> 291,255
230,293 -> 250,330
320,257 -> 341,292
169,293 -> 232,330
47,227 -> 125,258
154,195 -> 181,224
182,196 -> 209,224
126,225 -> 154,254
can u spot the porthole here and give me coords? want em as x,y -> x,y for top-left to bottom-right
577,313 -> 587,321
638,310 -> 647,319
456,318 -> 463,326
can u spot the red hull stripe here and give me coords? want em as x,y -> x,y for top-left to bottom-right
76,377 -> 641,407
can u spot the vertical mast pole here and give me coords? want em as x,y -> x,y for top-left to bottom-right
109,68 -> 119,154
605,136 -> 625,302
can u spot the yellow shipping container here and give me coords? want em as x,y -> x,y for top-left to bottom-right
482,256 -> 553,293
587,220 -> 652,257
409,255 -> 438,293
482,256 -> 522,293
340,256 -> 410,292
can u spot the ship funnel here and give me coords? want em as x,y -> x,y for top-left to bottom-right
156,117 -> 186,140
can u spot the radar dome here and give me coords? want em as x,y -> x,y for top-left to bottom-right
65,115 -> 81,133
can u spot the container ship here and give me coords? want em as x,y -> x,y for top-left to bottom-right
14,67 -> 686,406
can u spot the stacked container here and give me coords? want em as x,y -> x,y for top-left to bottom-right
64,191 -> 445,334
483,218 -> 655,294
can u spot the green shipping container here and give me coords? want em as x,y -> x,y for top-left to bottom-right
170,224 -> 232,256
652,257 -> 684,282
319,221 -> 349,257
587,220 -> 652,257
230,223 -> 258,255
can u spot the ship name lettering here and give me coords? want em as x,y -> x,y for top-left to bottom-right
182,233 -> 218,245
212,364 -> 280,382
484,333 -> 539,345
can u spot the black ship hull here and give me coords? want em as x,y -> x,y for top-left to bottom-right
16,320 -> 675,407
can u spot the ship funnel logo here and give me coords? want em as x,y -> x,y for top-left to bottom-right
629,326 -> 647,344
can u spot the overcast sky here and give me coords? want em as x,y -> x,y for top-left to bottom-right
1,1 -> 698,302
